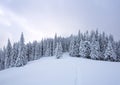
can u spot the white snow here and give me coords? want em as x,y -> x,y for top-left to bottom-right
0,53 -> 120,85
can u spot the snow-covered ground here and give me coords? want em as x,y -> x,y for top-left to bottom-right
0,53 -> 120,85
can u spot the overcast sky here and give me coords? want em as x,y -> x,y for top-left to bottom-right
0,0 -> 120,47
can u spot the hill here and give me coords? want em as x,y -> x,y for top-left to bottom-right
0,53 -> 120,85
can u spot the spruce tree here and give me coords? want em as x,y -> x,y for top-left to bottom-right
104,40 -> 117,61
90,35 -> 100,60
5,39 -> 12,68
0,50 -> 4,70
16,33 -> 27,67
55,42 -> 63,59
69,37 -> 79,57
79,40 -> 90,58
32,41 -> 37,60
34,43 -> 41,60
53,34 -> 57,55
45,40 -> 51,56
26,42 -> 32,61
11,43 -> 19,67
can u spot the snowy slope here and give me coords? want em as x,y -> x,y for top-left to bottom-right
0,53 -> 120,85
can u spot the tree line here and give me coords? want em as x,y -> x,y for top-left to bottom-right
0,30 -> 120,71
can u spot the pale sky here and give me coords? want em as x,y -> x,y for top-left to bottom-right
0,0 -> 120,47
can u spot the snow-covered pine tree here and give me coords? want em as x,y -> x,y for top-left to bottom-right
90,35 -> 100,60
45,40 -> 51,56
10,43 -> 19,67
55,42 -> 63,59
40,39 -> 44,56
2,47 -> 6,69
104,40 -> 117,61
90,30 -> 95,42
99,32 -> 108,60
50,40 -> 54,56
26,42 -> 32,61
61,38 -> 67,52
16,33 -> 27,67
34,43 -> 41,60
95,29 -> 99,41
53,34 -> 57,55
5,39 -> 12,68
69,36 -> 79,57
116,41 -> 120,61
46,39 -> 54,56
84,30 -> 89,41
77,30 -> 81,44
73,41 -> 79,57
109,35 -> 117,60
0,50 -> 4,70
26,44 -> 29,57
31,41 -> 37,60
76,30 -> 82,49
65,37 -> 71,52
42,39 -> 48,56
0,50 -> 2,70
69,35 -> 74,56
79,40 -> 90,58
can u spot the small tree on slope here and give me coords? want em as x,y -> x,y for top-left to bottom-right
16,33 -> 27,67
55,42 -> 63,59
90,35 -> 100,60
11,43 -> 19,67
69,36 -> 79,57
69,36 -> 74,56
104,40 -> 117,61
5,39 -> 12,68
79,40 -> 90,58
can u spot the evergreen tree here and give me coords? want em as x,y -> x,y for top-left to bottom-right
79,40 -> 90,58
53,34 -> 57,55
69,36 -> 75,56
42,39 -> 47,56
26,42 -> 32,61
5,39 -> 12,68
16,33 -> 27,67
116,41 -> 120,61
40,39 -> 44,56
69,36 -> 79,57
104,40 -> 117,61
73,41 -> 79,57
99,32 -> 108,59
84,31 -> 89,41
90,35 -> 100,60
11,43 -> 19,67
3,47 -> 6,69
31,41 -> 37,60
45,40 -> 51,56
50,40 -> 54,56
35,43 -> 41,60
0,50 -> 2,70
77,30 -> 81,44
55,42 -> 63,59
0,50 -> 4,70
